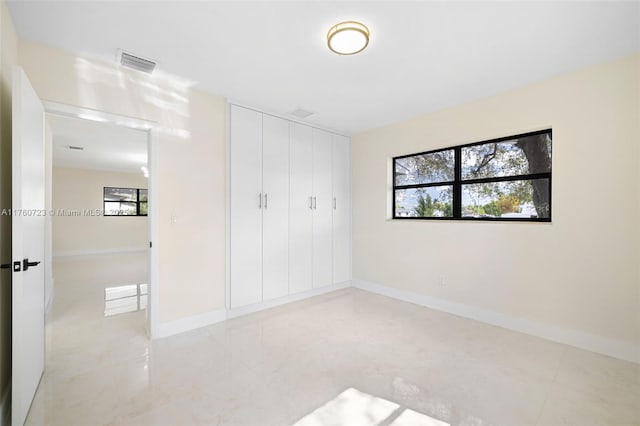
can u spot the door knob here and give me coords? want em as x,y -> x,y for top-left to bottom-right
22,259 -> 41,271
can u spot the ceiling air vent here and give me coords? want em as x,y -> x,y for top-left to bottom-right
290,108 -> 314,119
117,50 -> 157,74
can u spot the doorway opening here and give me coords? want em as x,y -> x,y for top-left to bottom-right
43,103 -> 158,340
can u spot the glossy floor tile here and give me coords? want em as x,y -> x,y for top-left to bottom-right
26,258 -> 639,425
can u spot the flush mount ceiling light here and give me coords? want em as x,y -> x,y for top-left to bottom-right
327,21 -> 370,55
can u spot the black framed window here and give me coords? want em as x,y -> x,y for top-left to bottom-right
393,129 -> 552,221
103,187 -> 148,216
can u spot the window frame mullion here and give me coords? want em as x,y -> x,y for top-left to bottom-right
453,146 -> 462,218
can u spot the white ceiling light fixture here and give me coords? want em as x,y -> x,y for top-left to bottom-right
327,21 -> 370,55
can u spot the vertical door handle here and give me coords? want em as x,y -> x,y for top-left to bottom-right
258,193 -> 262,209
309,196 -> 313,210
313,196 -> 317,210
333,197 -> 337,210
264,193 -> 268,209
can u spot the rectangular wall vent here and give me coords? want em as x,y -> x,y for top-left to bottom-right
118,50 -> 157,74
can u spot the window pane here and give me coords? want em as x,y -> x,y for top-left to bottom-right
104,187 -> 137,202
395,186 -> 453,218
139,189 -> 148,202
461,178 -> 550,219
461,132 -> 552,180
139,202 -> 148,216
395,150 -> 454,185
104,202 -> 137,216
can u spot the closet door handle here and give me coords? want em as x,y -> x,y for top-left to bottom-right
264,193 -> 268,209
333,197 -> 337,210
313,196 -> 317,210
309,196 -> 313,210
258,193 -> 262,209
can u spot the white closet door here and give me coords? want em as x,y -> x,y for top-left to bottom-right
230,105 -> 263,308
289,123 -> 313,294
332,134 -> 351,284
312,129 -> 333,288
262,115 -> 289,301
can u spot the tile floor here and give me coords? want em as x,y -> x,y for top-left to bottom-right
26,255 -> 639,425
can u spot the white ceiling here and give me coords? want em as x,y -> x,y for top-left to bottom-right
9,1 -> 640,135
48,113 -> 148,173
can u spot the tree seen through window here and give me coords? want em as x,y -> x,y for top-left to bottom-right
393,130 -> 552,221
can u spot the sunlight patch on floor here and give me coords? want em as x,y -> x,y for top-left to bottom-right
294,387 -> 449,426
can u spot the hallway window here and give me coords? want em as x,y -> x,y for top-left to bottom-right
103,187 -> 148,216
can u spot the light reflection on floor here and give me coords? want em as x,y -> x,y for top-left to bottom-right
104,283 -> 148,316
294,387 -> 450,426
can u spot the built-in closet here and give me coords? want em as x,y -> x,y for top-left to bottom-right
229,104 -> 351,309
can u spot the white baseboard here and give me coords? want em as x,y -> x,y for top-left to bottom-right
153,282 -> 352,339
53,247 -> 147,257
155,308 -> 227,339
353,279 -> 640,364
227,281 -> 351,319
0,383 -> 9,426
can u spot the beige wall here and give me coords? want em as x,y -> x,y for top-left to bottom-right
52,167 -> 148,255
19,40 -> 227,324
353,55 -> 640,351
0,0 -> 17,408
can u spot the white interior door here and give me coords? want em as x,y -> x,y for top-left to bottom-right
312,129 -> 333,288
230,105 -> 263,308
332,134 -> 351,284
289,123 -> 313,294
12,67 -> 45,426
261,115 -> 289,301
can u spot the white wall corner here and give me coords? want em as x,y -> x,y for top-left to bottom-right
0,383 -> 9,426
154,308 -> 227,339
45,277 -> 54,314
352,279 -> 640,364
